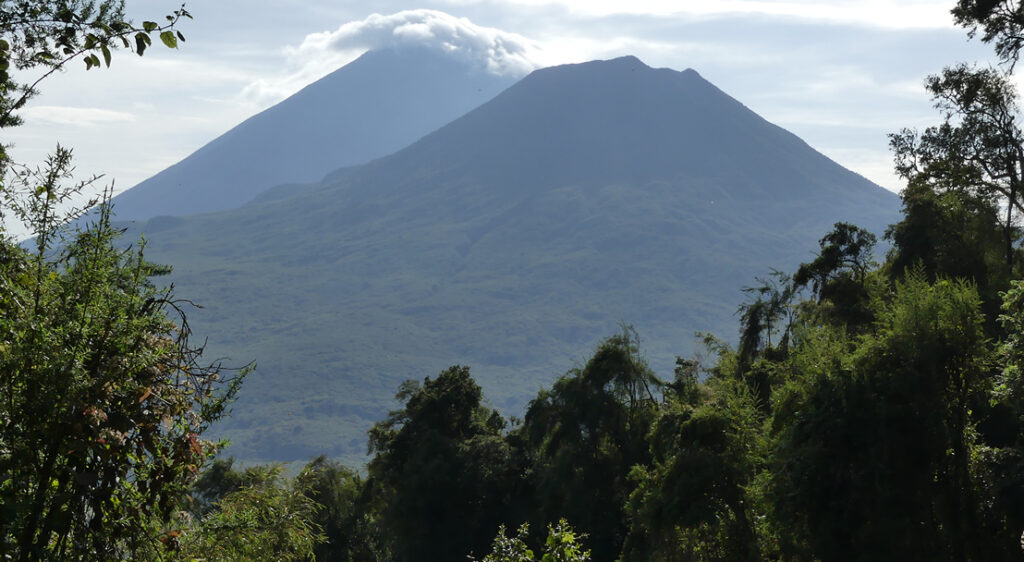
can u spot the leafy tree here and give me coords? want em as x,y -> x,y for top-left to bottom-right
794,222 -> 876,298
519,329 -> 660,561
890,64 -> 1024,273
622,373 -> 762,561
767,275 -> 991,561
885,179 -> 1006,288
179,465 -> 322,561
977,280 -> 1024,557
188,457 -> 252,517
0,4 -> 250,558
0,0 -> 190,165
475,520 -> 591,562
736,271 -> 795,367
0,169 -> 246,558
793,222 -> 878,328
296,454 -> 378,561
367,365 -> 516,561
954,0 -> 1024,66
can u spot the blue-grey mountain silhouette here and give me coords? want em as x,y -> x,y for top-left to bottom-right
134,56 -> 900,464
108,46 -> 518,220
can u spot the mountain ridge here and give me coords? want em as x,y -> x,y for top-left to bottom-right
130,55 -> 900,464
107,46 -> 519,220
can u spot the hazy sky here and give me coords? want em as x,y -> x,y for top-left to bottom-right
4,0 -> 1003,207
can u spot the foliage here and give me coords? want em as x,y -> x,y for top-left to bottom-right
954,0 -> 1024,66
367,365 -> 516,561
475,520 -> 591,562
793,221 -> 877,328
0,0 -> 190,165
296,454 -> 378,561
179,465 -> 322,561
0,160 -> 245,558
519,329 -> 660,561
736,270 -> 795,368
622,373 -> 762,561
0,5 -> 252,557
767,274 -> 992,560
885,60 -> 1024,337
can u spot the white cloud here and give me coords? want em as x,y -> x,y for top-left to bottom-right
20,106 -> 136,127
232,9 -> 543,109
475,0 -> 954,29
289,9 -> 541,77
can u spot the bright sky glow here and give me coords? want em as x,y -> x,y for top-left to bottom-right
481,0 -> 955,28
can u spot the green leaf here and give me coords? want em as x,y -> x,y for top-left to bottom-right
142,21 -> 158,33
101,45 -> 111,68
159,31 -> 177,49
135,33 -> 149,56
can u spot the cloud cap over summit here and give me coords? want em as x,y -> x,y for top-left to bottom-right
108,42 -> 518,221
290,9 -> 540,77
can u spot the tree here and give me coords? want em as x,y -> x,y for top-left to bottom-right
474,520 -> 591,562
0,3 -> 247,558
0,181 -> 246,558
953,0 -> 1024,66
792,221 -> 878,328
367,365 -> 516,561
767,275 -> 991,561
179,465 -> 322,561
890,64 -> 1024,273
519,329 -> 660,561
0,0 -> 190,165
622,374 -> 762,561
736,271 -> 795,367
296,455 -> 378,561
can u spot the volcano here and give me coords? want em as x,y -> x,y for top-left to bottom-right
133,56 -> 899,463
108,46 -> 518,220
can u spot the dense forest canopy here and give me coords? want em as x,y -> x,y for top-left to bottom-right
8,0 -> 1024,560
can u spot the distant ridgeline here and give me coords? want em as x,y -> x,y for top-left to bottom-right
115,54 -> 898,464
108,46 -> 518,220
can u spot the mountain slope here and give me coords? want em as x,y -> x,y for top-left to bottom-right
108,46 -> 517,220
134,56 -> 900,464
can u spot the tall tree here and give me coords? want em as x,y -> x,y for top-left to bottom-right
367,366 -> 516,561
0,3 -> 249,558
767,275 -> 991,561
296,455 -> 378,561
179,465 -> 322,561
519,330 -> 660,561
890,64 -> 1024,272
622,370 -> 762,561
0,179 -> 246,559
953,0 -> 1024,66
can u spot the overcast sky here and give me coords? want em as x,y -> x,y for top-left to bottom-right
4,0 -> 1004,212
